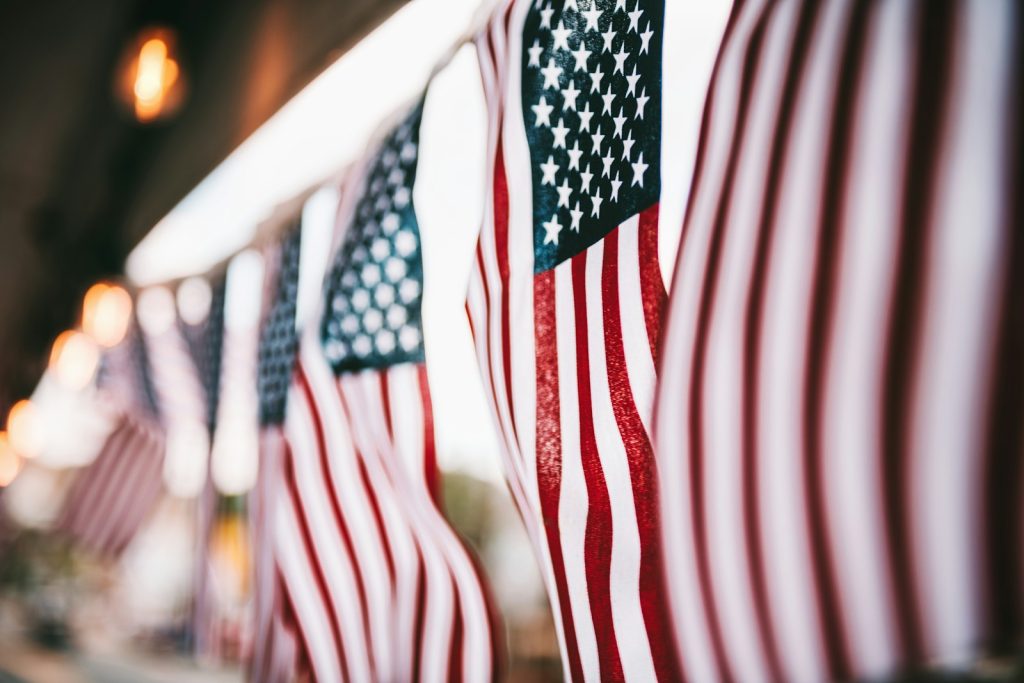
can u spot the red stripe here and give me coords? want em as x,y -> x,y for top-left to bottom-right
637,205 -> 666,366
448,574 -> 465,683
601,229 -> 684,682
296,366 -> 375,679
493,138 -> 520,448
277,567 -> 313,682
571,252 -> 624,681
880,0 -> 956,664
533,268 -> 585,682
411,550 -> 427,683
283,443 -> 349,681
415,365 -> 441,505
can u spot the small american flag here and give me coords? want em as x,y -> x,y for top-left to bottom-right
250,221 -> 304,683
276,100 -> 502,682
57,323 -> 165,559
656,1 -> 1024,681
468,1 -> 679,680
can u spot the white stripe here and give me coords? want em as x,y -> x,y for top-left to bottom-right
554,258 -> 600,681
584,240 -> 656,683
822,0 -> 910,674
910,0 -> 1014,665
614,215 -> 656,433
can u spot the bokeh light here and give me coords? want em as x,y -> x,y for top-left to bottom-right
7,399 -> 45,459
82,282 -> 133,347
136,286 -> 177,336
0,433 -> 21,487
49,330 -> 101,390
176,276 -> 213,325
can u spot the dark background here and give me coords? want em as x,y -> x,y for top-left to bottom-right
0,0 -> 407,416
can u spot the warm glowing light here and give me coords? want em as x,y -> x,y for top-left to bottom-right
82,283 -> 133,347
137,286 -> 177,336
49,330 -> 101,390
7,400 -> 45,459
177,277 -> 213,325
132,36 -> 179,122
0,434 -> 21,487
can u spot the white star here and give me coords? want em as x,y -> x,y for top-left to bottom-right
601,28 -> 615,53
601,87 -> 616,115
540,155 -> 559,186
612,108 -> 627,138
540,5 -> 554,29
543,214 -> 563,245
528,39 -> 543,67
613,44 -> 629,75
564,0 -> 578,11
400,141 -> 417,161
571,42 -> 591,72
622,131 -> 636,161
556,178 -> 573,208
552,21 -> 572,51
601,150 -> 614,178
635,87 -> 650,120
578,102 -> 594,132
640,22 -> 654,54
591,191 -> 604,218
552,118 -> 570,148
580,164 -> 594,193
631,151 -> 648,187
628,5 -> 643,33
590,68 -> 604,94
567,141 -> 583,170
562,79 -> 580,111
610,172 -> 623,201
581,5 -> 601,31
532,96 -> 554,127
570,202 -> 583,231
626,65 -> 641,96
541,58 -> 562,89
615,0 -> 626,12
590,126 -> 605,154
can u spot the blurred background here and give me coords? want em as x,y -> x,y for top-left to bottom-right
0,0 -> 563,680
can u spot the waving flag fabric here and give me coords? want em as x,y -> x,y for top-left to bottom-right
655,1 -> 1024,681
250,221 -> 304,683
468,1 -> 683,680
57,325 -> 165,558
276,99 -> 502,682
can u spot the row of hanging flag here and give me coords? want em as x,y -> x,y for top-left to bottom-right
51,0 -> 1023,680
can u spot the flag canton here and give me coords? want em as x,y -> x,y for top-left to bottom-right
182,278 -> 226,432
258,222 -> 302,426
131,328 -> 162,422
522,0 -> 663,273
321,100 -> 426,374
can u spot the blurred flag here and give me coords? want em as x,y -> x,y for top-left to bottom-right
656,1 -> 1024,681
276,98 -> 502,682
250,220 -> 304,683
468,1 -> 682,679
56,324 -> 165,558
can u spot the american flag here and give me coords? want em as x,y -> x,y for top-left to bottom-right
57,323 -> 165,559
276,100 -> 502,682
656,1 -> 1024,681
250,220 -> 304,682
468,1 -> 680,680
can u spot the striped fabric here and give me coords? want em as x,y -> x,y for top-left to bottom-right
57,329 -> 165,558
655,1 -> 1024,681
276,102 -> 501,682
468,1 -> 682,680
251,223 -> 304,682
